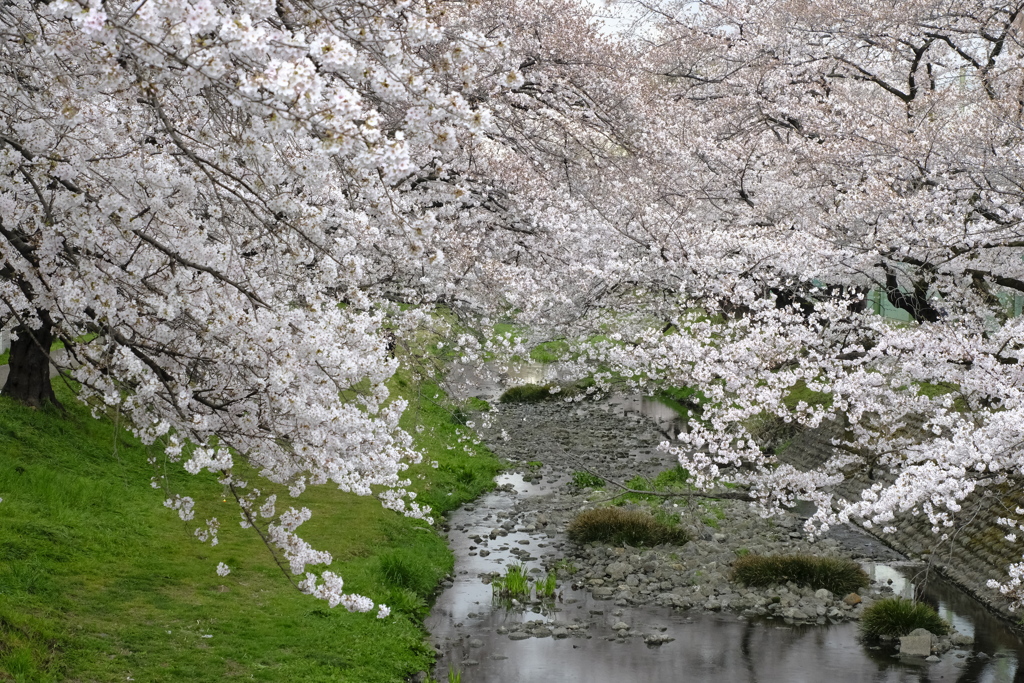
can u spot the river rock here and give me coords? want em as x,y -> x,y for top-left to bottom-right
950,632 -> 974,646
843,593 -> 862,606
900,629 -> 936,657
606,561 -> 633,580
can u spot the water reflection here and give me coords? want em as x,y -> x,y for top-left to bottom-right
428,481 -> 1024,683
433,367 -> 1024,681
610,394 -> 689,441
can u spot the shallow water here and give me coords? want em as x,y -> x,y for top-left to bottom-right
427,474 -> 1024,682
432,370 -> 1024,681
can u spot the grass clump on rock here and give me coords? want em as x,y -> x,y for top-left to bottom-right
732,554 -> 869,595
567,507 -> 690,547
861,597 -> 949,638
499,380 -> 592,404
499,383 -> 558,403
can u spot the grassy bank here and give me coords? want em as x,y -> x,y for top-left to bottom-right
0,374 -> 499,682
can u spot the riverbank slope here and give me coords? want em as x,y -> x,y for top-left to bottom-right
0,375 -> 498,682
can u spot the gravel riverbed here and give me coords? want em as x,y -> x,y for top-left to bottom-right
424,398 -> 1001,680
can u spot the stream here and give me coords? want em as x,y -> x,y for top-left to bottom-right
426,364 -> 1024,682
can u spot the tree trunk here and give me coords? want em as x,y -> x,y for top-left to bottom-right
2,318 -> 59,408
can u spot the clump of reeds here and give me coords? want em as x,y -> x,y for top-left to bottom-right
861,597 -> 949,638
567,507 -> 690,547
731,553 -> 869,595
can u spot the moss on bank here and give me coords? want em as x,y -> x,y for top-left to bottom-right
0,374 -> 498,682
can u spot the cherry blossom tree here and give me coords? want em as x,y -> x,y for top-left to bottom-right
551,0 -> 1024,606
8,0 -> 1024,614
0,0 -> 641,610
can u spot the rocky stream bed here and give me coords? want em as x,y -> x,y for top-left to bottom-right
423,396 -> 1024,682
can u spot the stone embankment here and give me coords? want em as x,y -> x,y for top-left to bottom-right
779,417 -> 1024,620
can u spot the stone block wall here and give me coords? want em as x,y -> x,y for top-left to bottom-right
778,419 -> 1024,620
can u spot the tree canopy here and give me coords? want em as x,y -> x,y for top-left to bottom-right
2,0 -> 1024,610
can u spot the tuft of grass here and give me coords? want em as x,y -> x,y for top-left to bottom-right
613,466 -> 691,504
571,470 -> 605,489
499,383 -> 558,403
732,554 -> 869,595
653,464 -> 690,488
651,507 -> 682,530
425,666 -> 462,683
536,572 -> 557,598
654,386 -> 706,418
463,396 -> 491,412
567,507 -> 690,547
615,475 -> 661,503
861,597 -> 949,638
529,340 -> 570,363
781,379 -> 833,411
491,563 -> 532,599
378,552 -> 431,592
700,501 -> 727,529
553,559 -> 578,574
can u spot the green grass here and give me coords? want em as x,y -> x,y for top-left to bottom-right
567,507 -> 690,547
731,554 -> 869,595
498,383 -> 559,403
0,333 -> 98,366
571,471 -> 605,489
425,667 -> 462,683
861,597 -> 949,638
653,386 -> 706,418
394,375 -> 502,515
781,379 -> 833,411
491,563 -> 532,599
490,565 -> 557,600
0,372 -> 499,682
529,340 -> 570,363
653,465 -> 691,487
552,559 -> 577,575
700,501 -> 727,529
536,572 -> 557,598
615,475 -> 663,503
612,465 -> 691,504
462,397 -> 491,412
